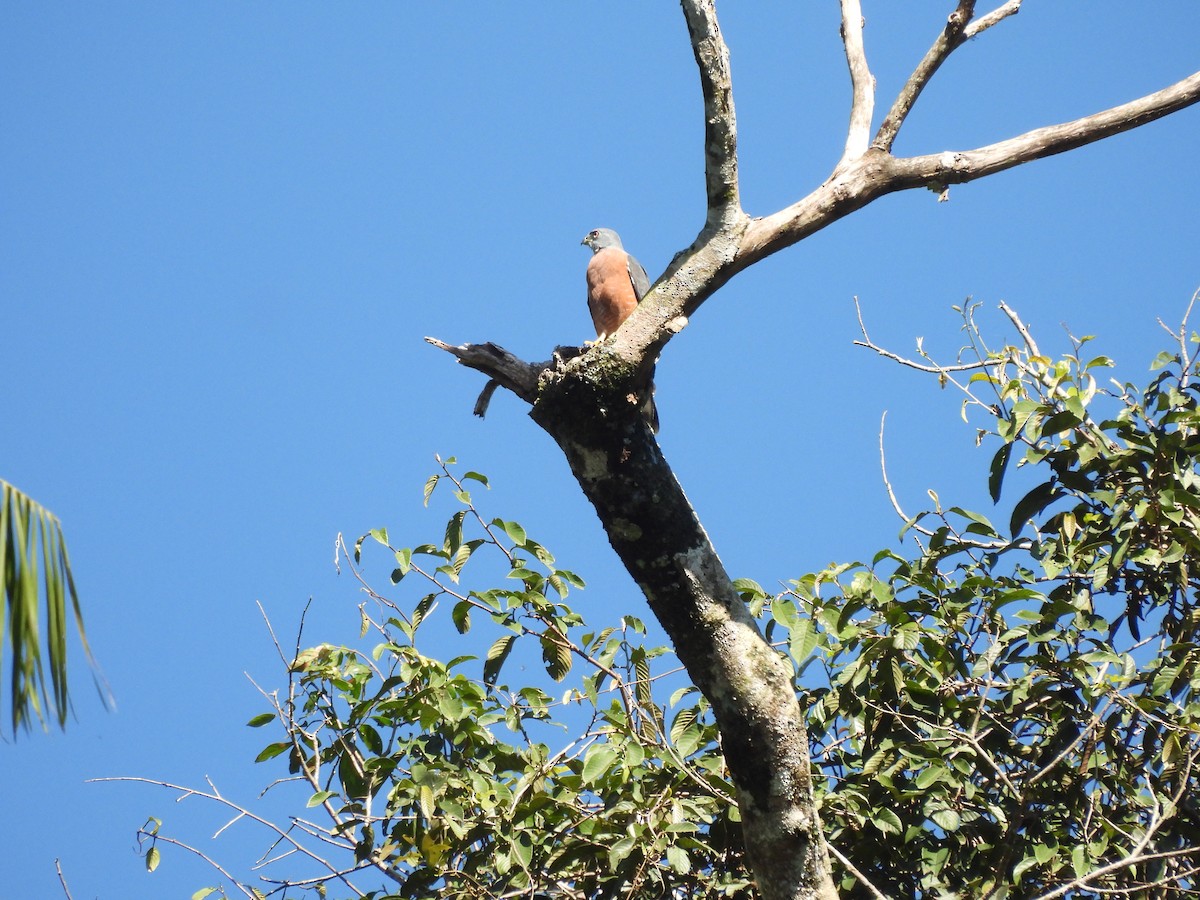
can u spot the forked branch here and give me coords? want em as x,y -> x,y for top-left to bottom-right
434,12 -> 1199,418
873,0 -> 979,152
742,67 -> 1200,269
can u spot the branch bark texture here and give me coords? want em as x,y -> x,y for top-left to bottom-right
838,0 -> 875,164
531,388 -> 836,900
681,0 -> 743,226
430,6 -> 1200,898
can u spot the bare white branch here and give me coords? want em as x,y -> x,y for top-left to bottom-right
838,0 -> 875,165
964,0 -> 1022,39
853,295 -> 992,375
889,70 -> 1200,187
876,411 -> 937,539
54,860 -> 75,900
742,69 -> 1200,269
998,300 -> 1041,357
680,0 -> 743,225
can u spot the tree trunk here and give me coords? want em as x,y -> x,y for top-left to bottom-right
531,367 -> 838,900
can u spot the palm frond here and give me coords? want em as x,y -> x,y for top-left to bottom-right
1,479 -> 106,736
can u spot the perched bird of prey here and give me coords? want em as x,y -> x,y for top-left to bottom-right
581,228 -> 659,432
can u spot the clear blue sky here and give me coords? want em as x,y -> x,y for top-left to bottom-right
3,4 -> 1198,897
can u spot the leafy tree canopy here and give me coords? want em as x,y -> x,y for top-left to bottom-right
129,303 -> 1200,899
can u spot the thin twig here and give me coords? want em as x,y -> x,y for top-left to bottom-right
998,300 -> 1041,357
878,411 -> 935,537
90,776 -> 349,871
1031,846 -> 1199,900
54,859 -> 74,900
139,831 -> 259,900
828,842 -> 893,899
854,296 -> 993,374
1155,285 -> 1200,386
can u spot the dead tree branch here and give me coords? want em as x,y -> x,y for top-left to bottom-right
423,338 -> 544,404
887,70 -> 1200,189
873,1 -> 978,152
964,0 -> 1022,39
743,69 -> 1200,267
54,860 -> 75,900
680,0 -> 743,227
838,0 -> 875,165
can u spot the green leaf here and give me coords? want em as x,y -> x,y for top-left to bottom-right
789,617 -> 819,662
666,844 -> 690,873
307,790 -> 336,808
541,634 -> 572,681
930,807 -> 961,832
1012,855 -> 1040,883
463,471 -> 489,487
989,441 -> 1013,502
608,834 -> 636,868
452,599 -> 472,634
625,740 -> 645,768
770,594 -> 799,630
246,713 -> 275,728
191,890 -> 218,900
732,577 -> 766,598
254,741 -> 290,763
891,624 -> 919,651
493,518 -> 527,546
423,474 -> 439,506
1150,350 -> 1175,371
512,832 -> 533,870
443,510 -> 466,554
1039,409 -> 1082,438
872,807 -> 902,835
1071,843 -> 1090,877
1009,481 -> 1060,537
483,635 -> 515,687
145,846 -> 161,873
555,569 -> 586,589
582,742 -> 619,785
1,480 -> 100,736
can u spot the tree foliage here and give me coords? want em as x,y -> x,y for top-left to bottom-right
805,302 -> 1200,897
86,4 -> 1200,895
135,306 -> 1200,898
0,479 -> 101,736
426,7 -> 1200,891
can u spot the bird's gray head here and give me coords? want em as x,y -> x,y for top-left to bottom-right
581,228 -> 623,253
